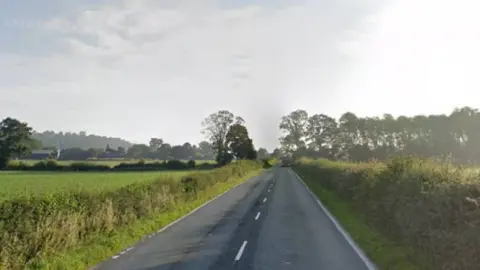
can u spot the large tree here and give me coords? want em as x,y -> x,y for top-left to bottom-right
279,109 -> 309,154
149,138 -> 163,152
226,123 -> 256,160
0,118 -> 34,168
201,110 -> 244,165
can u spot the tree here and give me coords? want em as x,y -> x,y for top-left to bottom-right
0,118 -> 34,168
279,109 -> 309,153
257,148 -> 270,159
26,138 -> 43,151
202,110 -> 244,165
226,123 -> 255,160
149,138 -> 163,152
126,144 -> 150,159
198,141 -> 215,160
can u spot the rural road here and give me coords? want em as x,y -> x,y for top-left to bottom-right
92,167 -> 376,270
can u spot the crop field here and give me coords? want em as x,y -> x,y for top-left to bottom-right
0,170 -> 196,201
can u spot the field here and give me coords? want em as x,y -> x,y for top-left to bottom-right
0,160 -> 266,269
0,171 -> 194,201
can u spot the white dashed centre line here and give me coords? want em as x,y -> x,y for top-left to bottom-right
263,197 -> 267,203
255,212 -> 261,220
235,241 -> 248,261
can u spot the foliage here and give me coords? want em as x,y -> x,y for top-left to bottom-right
0,160 -> 263,269
32,130 -> 132,150
201,110 -> 245,165
294,157 -> 480,270
225,123 -> 257,161
0,118 -> 34,169
280,106 -> 480,164
5,159 -> 217,172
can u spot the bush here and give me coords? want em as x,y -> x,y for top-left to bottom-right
0,160 -> 263,269
295,157 -> 480,270
187,160 -> 196,169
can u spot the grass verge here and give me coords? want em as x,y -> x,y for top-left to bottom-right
29,169 -> 264,270
294,168 -> 423,270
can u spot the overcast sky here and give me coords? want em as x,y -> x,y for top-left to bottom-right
1,0 -> 479,150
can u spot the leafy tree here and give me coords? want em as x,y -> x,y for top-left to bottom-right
226,124 -> 252,160
279,109 -> 309,153
149,138 -> 163,152
126,144 -> 150,159
202,110 -> 244,165
198,141 -> 215,160
26,138 -> 43,151
0,118 -> 34,168
257,148 -> 270,159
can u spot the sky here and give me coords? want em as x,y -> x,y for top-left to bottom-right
1,0 -> 480,151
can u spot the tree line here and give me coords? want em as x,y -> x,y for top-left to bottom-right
0,110 -> 269,169
32,131 -> 132,150
279,106 -> 480,164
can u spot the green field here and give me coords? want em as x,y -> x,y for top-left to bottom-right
0,171 -> 195,201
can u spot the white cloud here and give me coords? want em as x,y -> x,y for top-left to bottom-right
1,0 -> 409,149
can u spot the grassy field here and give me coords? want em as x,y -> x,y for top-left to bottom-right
14,159 -> 216,167
0,160 -> 266,269
0,171 -> 195,201
295,157 -> 480,270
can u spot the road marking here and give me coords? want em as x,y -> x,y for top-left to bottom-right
112,255 -> 120,259
235,241 -> 248,261
268,189 -> 271,192
290,170 -> 378,270
263,197 -> 267,203
255,212 -> 261,220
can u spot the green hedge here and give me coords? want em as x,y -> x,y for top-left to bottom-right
4,159 -> 219,172
294,157 -> 480,270
0,160 -> 263,269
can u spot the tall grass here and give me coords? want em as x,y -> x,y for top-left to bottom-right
0,160 -> 264,269
295,157 -> 480,270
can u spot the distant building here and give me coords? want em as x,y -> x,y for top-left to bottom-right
27,149 -> 55,160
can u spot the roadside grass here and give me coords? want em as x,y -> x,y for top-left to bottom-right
0,160 -> 266,269
29,169 -> 264,270
295,157 -> 480,270
294,168 -> 424,270
0,171 -> 194,201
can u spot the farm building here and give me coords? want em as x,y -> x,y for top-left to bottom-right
27,149 -> 56,160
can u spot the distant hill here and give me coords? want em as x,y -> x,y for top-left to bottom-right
32,131 -> 133,150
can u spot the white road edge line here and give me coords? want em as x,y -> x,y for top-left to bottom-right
289,169 -> 378,270
262,197 -> 267,203
255,212 -> 261,220
235,241 -> 248,261
154,174 -> 262,235
90,170 -> 273,270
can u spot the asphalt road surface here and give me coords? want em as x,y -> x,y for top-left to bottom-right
92,167 -> 376,270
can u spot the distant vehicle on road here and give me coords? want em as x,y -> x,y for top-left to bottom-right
280,156 -> 292,167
